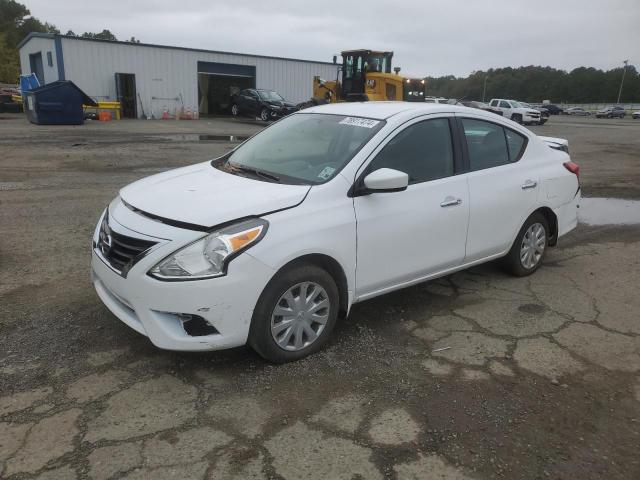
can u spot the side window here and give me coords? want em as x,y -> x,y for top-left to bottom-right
461,119 -> 510,171
499,101 -> 511,108
504,128 -> 527,161
367,118 -> 454,184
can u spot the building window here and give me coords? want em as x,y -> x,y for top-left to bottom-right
47,51 -> 53,67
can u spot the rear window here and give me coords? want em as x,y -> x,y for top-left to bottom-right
505,129 -> 527,161
461,119 -> 527,171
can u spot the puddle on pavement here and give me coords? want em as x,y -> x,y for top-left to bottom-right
156,134 -> 248,143
579,197 -> 640,226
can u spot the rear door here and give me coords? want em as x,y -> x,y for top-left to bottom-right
353,115 -> 469,298
457,116 -> 538,262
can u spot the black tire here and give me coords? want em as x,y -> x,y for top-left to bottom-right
248,264 -> 339,363
260,108 -> 271,122
502,212 -> 550,277
231,104 -> 239,116
512,114 -> 523,124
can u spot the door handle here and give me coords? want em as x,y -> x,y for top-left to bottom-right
521,180 -> 538,190
440,196 -> 462,207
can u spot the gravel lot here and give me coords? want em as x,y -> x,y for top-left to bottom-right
1,113 -> 639,479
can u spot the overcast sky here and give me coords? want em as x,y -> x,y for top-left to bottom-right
23,0 -> 639,77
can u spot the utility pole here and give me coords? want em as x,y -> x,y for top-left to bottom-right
482,75 -> 488,103
616,60 -> 629,104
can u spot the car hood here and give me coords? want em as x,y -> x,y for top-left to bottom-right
119,161 -> 310,229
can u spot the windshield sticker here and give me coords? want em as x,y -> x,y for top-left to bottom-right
318,166 -> 336,180
339,117 -> 380,128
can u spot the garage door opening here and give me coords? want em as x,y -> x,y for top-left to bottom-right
197,61 -> 256,116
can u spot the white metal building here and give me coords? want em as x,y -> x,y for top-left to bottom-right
18,33 -> 338,118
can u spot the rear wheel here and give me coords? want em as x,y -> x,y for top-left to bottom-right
260,108 -> 271,122
248,264 -> 339,363
231,104 -> 239,116
502,213 -> 549,277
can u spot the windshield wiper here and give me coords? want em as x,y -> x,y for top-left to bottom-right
228,163 -> 282,183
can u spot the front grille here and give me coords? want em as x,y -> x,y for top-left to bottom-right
97,213 -> 157,274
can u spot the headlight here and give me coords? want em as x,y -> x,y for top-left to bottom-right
149,218 -> 268,280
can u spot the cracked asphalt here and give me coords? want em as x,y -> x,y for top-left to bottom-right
1,114 -> 639,479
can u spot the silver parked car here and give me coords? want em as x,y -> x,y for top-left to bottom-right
564,107 -> 591,116
595,106 -> 626,118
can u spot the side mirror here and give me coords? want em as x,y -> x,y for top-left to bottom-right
363,168 -> 408,193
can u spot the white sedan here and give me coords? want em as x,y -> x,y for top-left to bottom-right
91,102 -> 580,362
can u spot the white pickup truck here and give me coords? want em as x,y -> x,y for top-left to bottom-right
489,99 -> 542,125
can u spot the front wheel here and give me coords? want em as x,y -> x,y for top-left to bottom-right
231,104 -> 239,116
512,114 -> 523,124
248,264 -> 339,363
260,108 -> 271,122
502,213 -> 549,277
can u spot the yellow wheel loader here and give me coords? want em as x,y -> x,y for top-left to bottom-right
308,49 -> 426,106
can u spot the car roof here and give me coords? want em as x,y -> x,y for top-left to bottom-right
301,101 -> 469,120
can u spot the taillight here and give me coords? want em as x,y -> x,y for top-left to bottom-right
563,161 -> 579,180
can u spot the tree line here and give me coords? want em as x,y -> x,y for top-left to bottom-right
426,65 -> 640,104
0,0 -> 138,83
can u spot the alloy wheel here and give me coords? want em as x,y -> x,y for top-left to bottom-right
270,282 -> 330,351
520,222 -> 546,269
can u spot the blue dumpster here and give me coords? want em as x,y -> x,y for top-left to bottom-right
24,80 -> 97,125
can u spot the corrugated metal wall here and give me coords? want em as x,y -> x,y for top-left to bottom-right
57,37 -> 338,117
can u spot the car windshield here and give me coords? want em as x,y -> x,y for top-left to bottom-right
259,90 -> 283,101
213,113 -> 385,185
510,101 -> 524,108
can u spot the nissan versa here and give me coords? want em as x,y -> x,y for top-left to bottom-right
92,102 -> 580,363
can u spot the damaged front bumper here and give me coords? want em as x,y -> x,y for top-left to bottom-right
90,200 -> 275,352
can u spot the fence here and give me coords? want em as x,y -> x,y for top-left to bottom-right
558,103 -> 640,113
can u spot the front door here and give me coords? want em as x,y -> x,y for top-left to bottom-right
353,116 -> 469,299
29,53 -> 44,85
237,89 -> 258,115
115,73 -> 137,118
341,53 -> 365,99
